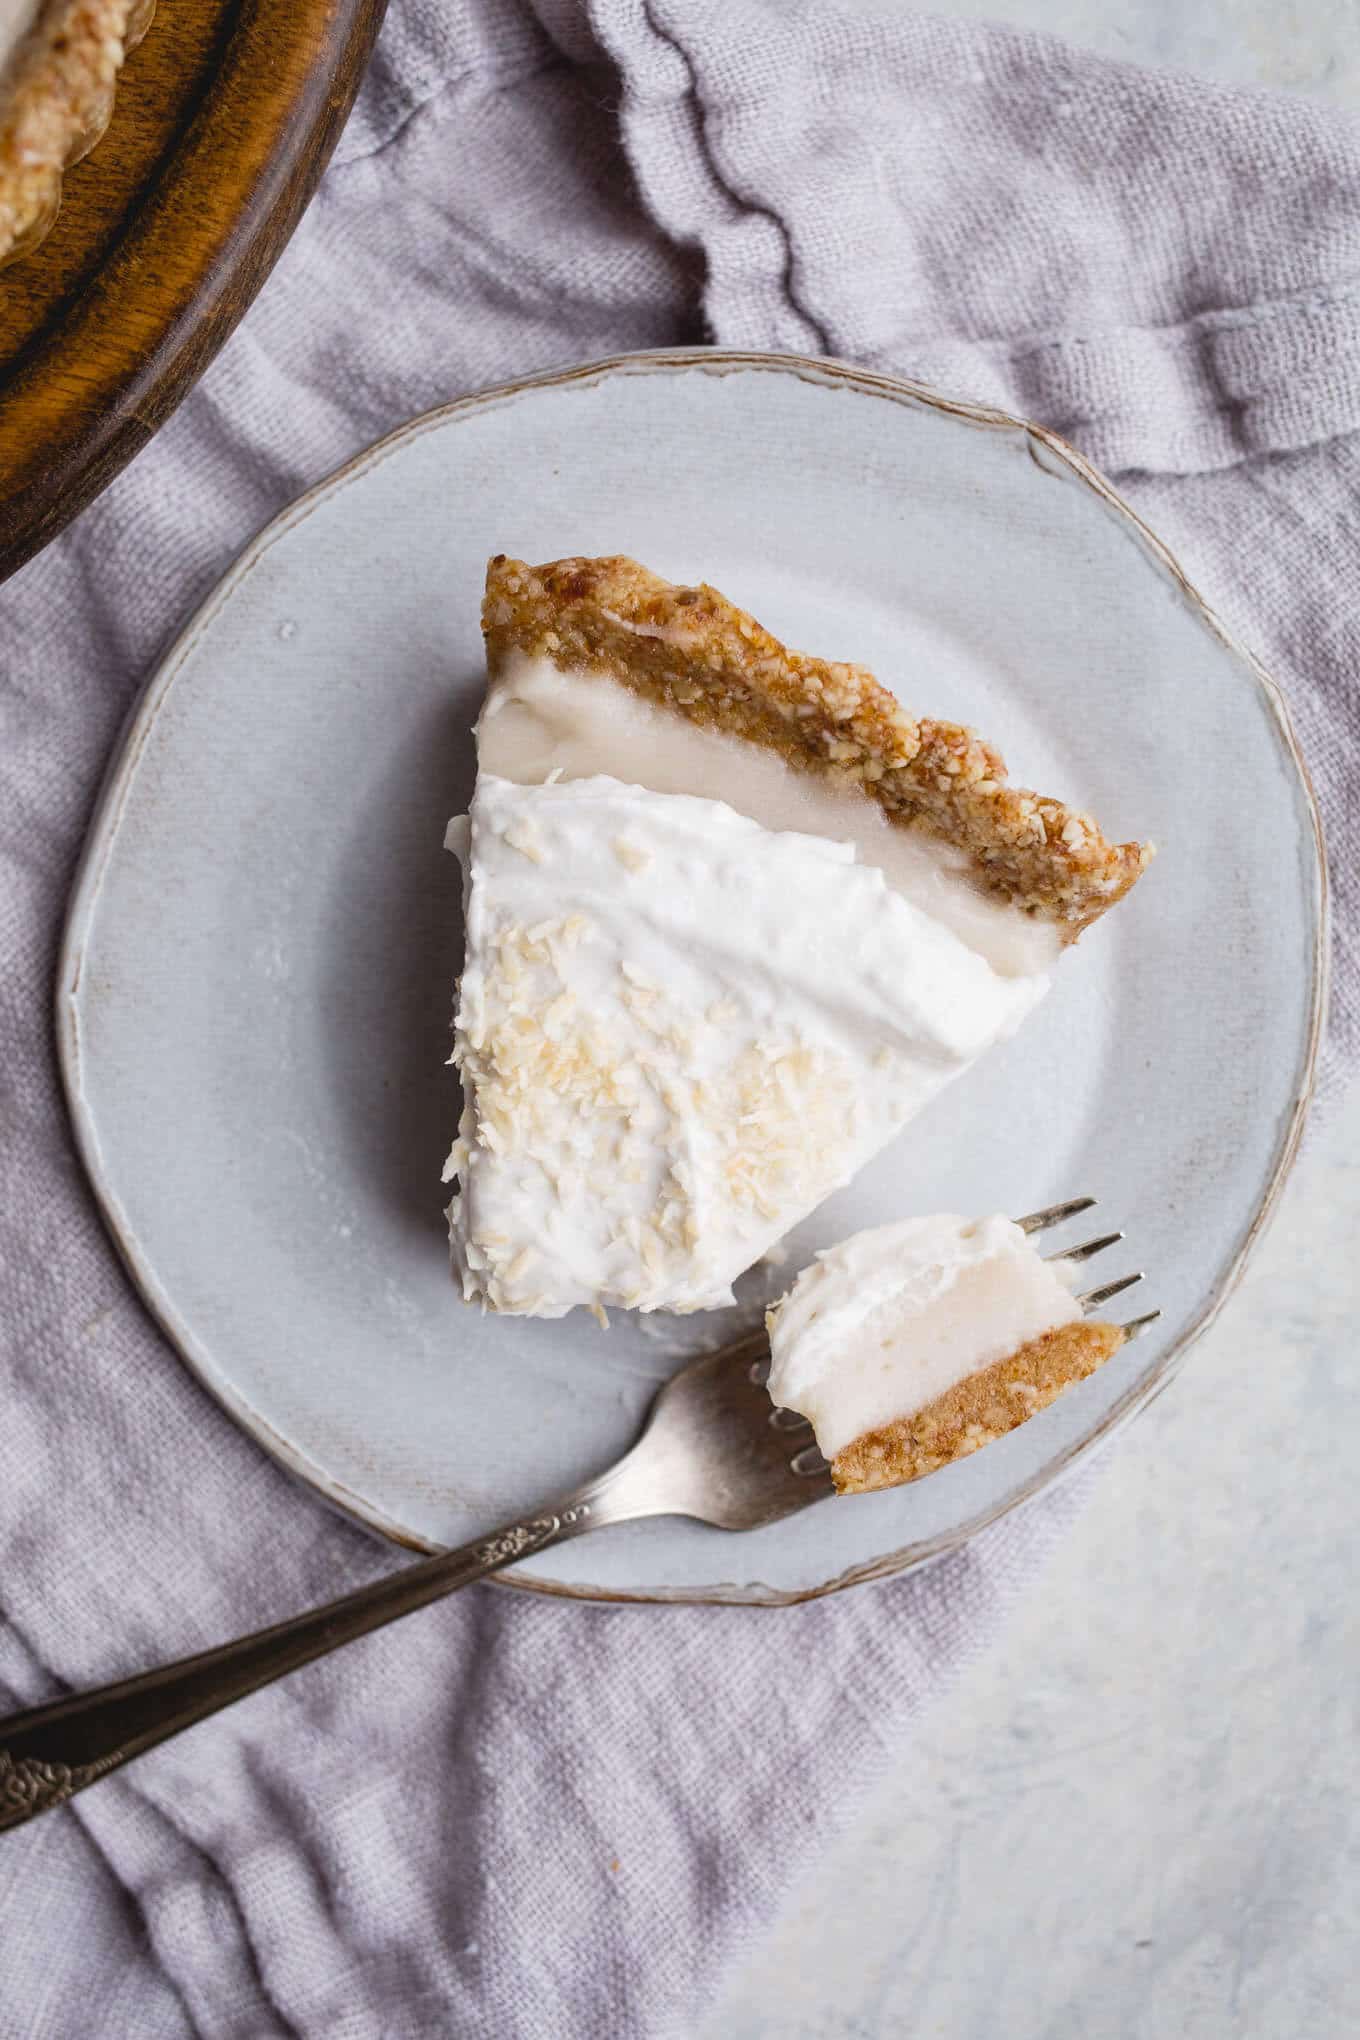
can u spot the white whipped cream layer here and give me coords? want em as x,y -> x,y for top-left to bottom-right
477,652 -> 1063,978
445,778 -> 1048,1318
766,1213 -> 1082,1459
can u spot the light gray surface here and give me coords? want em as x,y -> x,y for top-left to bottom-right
864,0 -> 1360,105
706,4 -> 1360,2037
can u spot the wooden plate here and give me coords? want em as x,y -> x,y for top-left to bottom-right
0,0 -> 386,583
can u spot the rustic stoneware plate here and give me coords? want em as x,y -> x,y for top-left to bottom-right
59,350 -> 1326,1603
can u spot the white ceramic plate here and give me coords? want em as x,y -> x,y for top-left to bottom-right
60,351 -> 1326,1603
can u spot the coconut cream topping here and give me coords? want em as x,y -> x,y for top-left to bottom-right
444,780 -> 1048,1318
477,652 -> 1064,978
766,1213 -> 1082,1458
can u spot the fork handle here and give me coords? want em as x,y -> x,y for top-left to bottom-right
0,1499 -> 597,1833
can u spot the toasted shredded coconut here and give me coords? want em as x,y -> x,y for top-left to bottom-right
613,836 -> 653,873
452,892 -> 860,1315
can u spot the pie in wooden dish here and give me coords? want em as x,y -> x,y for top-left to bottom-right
0,0 -> 154,265
766,1211 -> 1126,1492
443,554 -> 1151,1323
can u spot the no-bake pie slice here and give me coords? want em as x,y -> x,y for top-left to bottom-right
766,1212 -> 1126,1493
444,555 -> 1151,1321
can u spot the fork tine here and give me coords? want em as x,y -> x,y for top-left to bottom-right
1048,1229 -> 1123,1264
1016,1195 -> 1096,1235
1120,1310 -> 1162,1342
1078,1271 -> 1143,1309
791,1445 -> 830,1478
768,1406 -> 811,1433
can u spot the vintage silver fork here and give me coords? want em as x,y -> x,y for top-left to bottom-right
0,1196 -> 1156,1833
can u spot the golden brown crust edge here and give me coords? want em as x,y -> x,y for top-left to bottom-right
483,553 -> 1151,937
831,1318 -> 1125,1494
0,0 -> 152,265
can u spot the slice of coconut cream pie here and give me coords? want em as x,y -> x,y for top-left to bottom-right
766,1213 -> 1125,1493
443,556 -> 1150,1320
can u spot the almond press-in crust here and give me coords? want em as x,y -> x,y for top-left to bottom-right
830,1318 -> 1125,1494
483,554 -> 1151,938
0,0 -> 153,266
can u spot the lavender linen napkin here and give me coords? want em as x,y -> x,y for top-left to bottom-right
3,4 -> 1358,2033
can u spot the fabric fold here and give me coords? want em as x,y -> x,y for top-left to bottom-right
596,0 -> 1360,471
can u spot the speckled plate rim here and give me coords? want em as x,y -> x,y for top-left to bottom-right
58,347 -> 1330,1606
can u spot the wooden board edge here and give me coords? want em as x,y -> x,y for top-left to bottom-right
0,0 -> 388,582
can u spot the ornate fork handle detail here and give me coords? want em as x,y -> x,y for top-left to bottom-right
0,1501 -> 603,1835
475,1514 -> 580,1566
0,1752 -> 107,1829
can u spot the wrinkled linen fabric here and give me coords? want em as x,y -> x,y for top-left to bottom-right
3,3 -> 1358,2034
